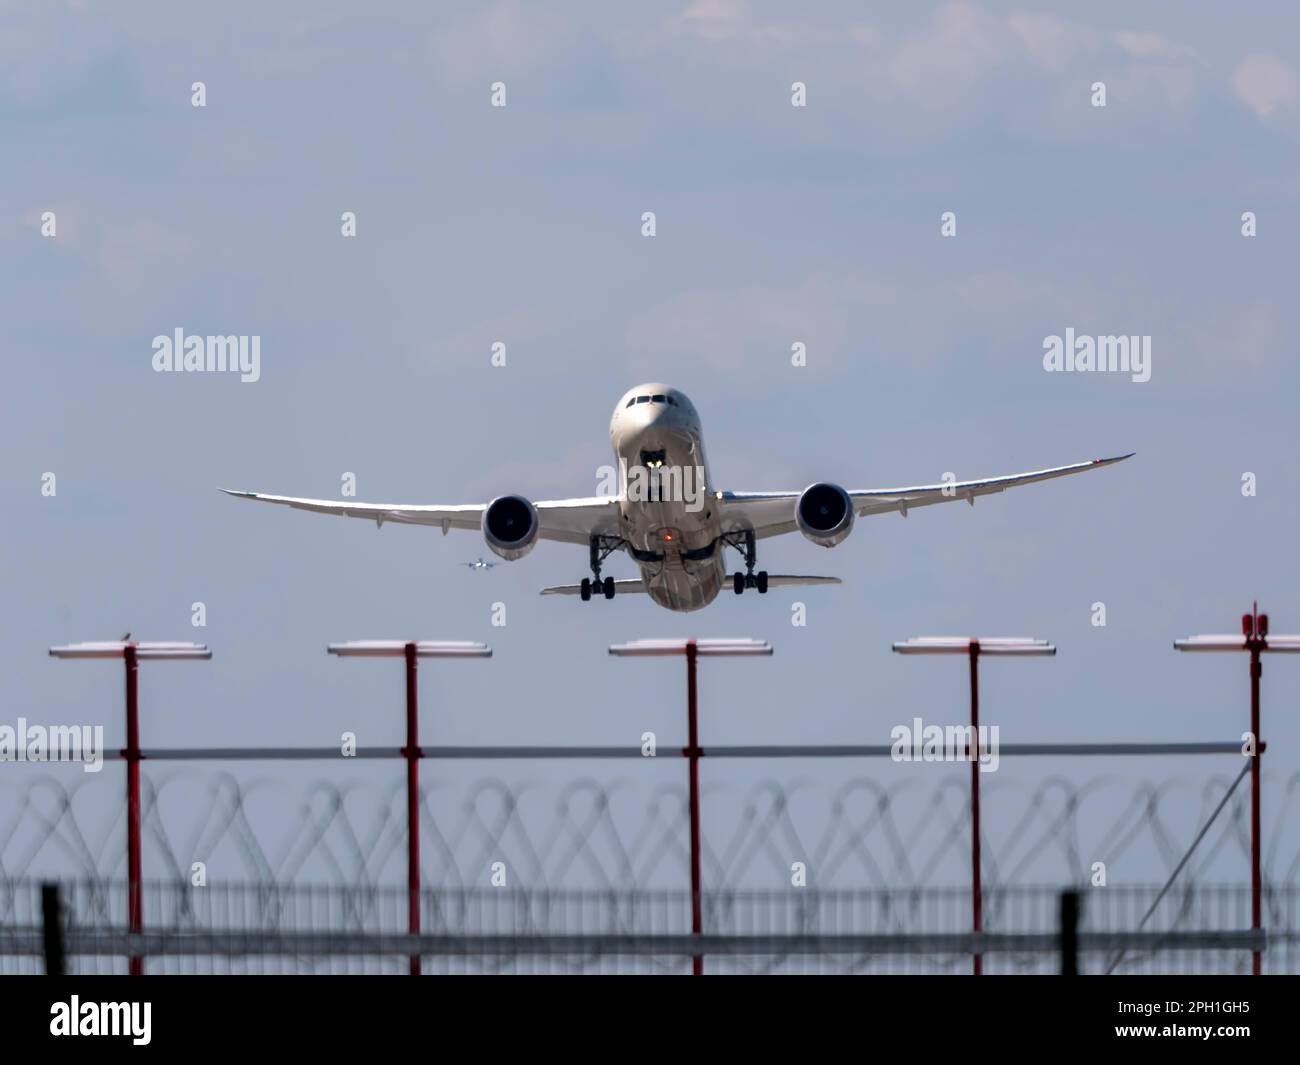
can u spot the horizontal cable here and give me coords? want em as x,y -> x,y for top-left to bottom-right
0,928 -> 1269,958
68,741 -> 1253,762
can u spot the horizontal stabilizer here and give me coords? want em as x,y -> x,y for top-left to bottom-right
762,575 -> 842,587
541,575 -> 841,595
541,579 -> 647,596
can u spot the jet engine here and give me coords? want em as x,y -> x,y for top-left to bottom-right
482,495 -> 539,561
796,482 -> 854,548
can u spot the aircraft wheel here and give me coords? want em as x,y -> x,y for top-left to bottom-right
756,571 -> 769,594
580,578 -> 592,602
603,576 -> 615,600
733,572 -> 745,595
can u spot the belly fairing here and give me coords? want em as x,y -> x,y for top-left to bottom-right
642,556 -> 724,612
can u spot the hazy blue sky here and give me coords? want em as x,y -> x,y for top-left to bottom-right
3,1 -> 1299,897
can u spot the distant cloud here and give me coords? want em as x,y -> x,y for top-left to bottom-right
888,5 -> 1200,112
670,0 -> 799,46
672,0 -> 750,43
888,2 -> 1007,97
1231,54 -> 1296,118
1009,13 -> 1087,73
1113,31 -> 1196,62
429,2 -> 578,87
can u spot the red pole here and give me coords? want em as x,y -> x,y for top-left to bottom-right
686,641 -> 703,976
1249,635 -> 1262,976
124,644 -> 143,977
404,642 -> 421,977
969,642 -> 982,977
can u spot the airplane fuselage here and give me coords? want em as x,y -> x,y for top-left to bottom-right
610,384 -> 725,611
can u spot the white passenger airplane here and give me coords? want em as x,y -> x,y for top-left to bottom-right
223,383 -> 1131,613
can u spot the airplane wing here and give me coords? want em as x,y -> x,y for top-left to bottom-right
719,454 -> 1133,540
219,490 -> 620,547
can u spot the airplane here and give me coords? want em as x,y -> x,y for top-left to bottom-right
462,557 -> 497,571
222,383 -> 1132,613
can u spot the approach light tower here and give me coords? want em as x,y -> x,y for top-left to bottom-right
608,638 -> 773,975
327,640 -> 492,975
48,640 -> 212,975
1175,604 -> 1300,976
892,636 -> 1055,976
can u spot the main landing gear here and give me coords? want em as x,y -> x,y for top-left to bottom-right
580,576 -> 615,602
580,535 -> 623,602
728,529 -> 768,595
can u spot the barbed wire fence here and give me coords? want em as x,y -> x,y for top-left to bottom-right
3,631 -> 1298,974
1,764 -> 1297,973
6,766 -> 1300,891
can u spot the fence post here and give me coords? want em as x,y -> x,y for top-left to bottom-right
1059,889 -> 1080,975
969,642 -> 982,977
686,640 -> 703,977
42,883 -> 65,977
405,641 -> 421,977
124,644 -> 142,976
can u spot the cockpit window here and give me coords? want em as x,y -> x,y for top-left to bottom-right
636,395 -> 650,404
626,398 -> 636,408
667,396 -> 678,406
651,394 -> 666,403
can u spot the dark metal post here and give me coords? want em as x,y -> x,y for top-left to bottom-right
1059,889 -> 1080,975
1247,614 -> 1262,977
686,640 -> 703,976
42,883 -> 65,977
405,641 -> 421,977
969,641 -> 982,977
124,644 -> 142,976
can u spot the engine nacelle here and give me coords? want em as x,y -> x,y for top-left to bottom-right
796,482 -> 854,548
482,494 -> 540,561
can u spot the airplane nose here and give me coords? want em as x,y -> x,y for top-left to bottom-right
615,395 -> 690,456
621,402 -> 667,441
633,399 -> 666,422
633,425 -> 696,467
